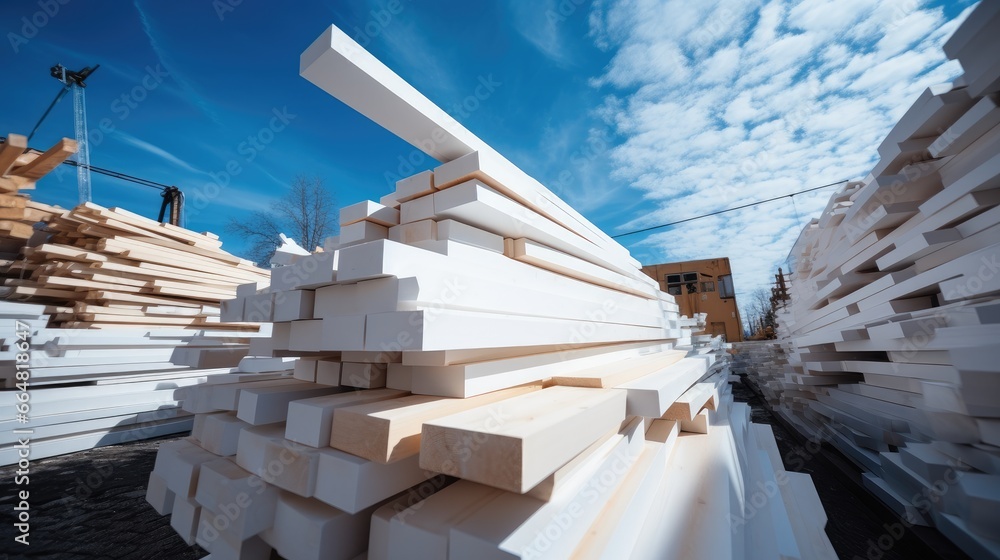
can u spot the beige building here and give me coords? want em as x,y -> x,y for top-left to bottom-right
642,257 -> 744,342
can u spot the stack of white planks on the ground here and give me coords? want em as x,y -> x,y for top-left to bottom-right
741,4 -> 1000,558
0,300 -> 272,466
0,195 -> 270,330
144,21 -> 835,560
731,341 -> 791,409
0,134 -> 274,464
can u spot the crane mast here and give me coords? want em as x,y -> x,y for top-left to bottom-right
72,80 -> 91,203
27,63 -> 99,204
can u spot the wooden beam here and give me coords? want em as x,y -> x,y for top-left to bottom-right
329,383 -> 542,463
11,138 -> 77,180
420,386 -> 626,493
0,134 -> 28,176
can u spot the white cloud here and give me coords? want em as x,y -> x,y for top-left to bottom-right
698,45 -> 742,84
588,0 -> 974,318
112,130 -> 207,177
508,0 -> 574,66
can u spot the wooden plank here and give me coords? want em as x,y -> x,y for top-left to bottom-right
333,241 -> 668,327
447,418 -> 647,559
433,180 -> 642,282
300,26 -> 628,259
365,308 -> 668,352
379,480 -> 501,560
432,151 -> 633,260
194,457 -> 279,539
569,440 -> 668,560
404,342 -> 672,398
549,349 -> 686,389
236,382 -> 344,425
394,170 -> 435,202
263,490 -> 376,560
616,357 -> 711,417
285,388 -> 407,447
11,138 -> 77,180
314,448 -> 432,514
0,134 -> 28,175
419,386 -> 626,492
329,382 -> 542,463
339,199 -> 400,227
511,237 -> 657,298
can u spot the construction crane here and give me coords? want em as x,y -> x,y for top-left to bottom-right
27,64 -> 185,226
27,63 -> 99,204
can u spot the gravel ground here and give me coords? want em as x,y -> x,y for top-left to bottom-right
0,437 -> 204,560
0,378 -> 971,559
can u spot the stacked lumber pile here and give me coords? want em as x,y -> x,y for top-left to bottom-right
731,341 -> 788,408
1,201 -> 269,329
0,134 -> 275,462
0,300 -> 272,465
144,22 -> 835,560
741,4 -> 1000,558
0,133 -> 75,256
2,132 -> 269,329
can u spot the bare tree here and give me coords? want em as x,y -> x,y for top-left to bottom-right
226,175 -> 336,266
742,287 -> 776,339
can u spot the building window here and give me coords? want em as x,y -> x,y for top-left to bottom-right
702,281 -> 715,292
665,272 -> 698,295
719,274 -> 735,299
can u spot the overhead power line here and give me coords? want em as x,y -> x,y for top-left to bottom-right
611,179 -> 848,239
2,136 -> 174,192
60,159 -> 171,191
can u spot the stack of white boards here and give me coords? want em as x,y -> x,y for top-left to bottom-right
0,300 -> 272,466
741,4 -> 1000,558
143,21 -> 836,560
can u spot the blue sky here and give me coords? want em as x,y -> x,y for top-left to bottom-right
0,0 -> 976,304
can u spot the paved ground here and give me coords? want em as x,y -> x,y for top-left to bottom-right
0,438 -> 205,560
0,378 -> 972,559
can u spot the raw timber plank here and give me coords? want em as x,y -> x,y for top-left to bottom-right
332,241 -> 668,328
394,170 -> 435,203
548,349 -> 687,389
448,417 -> 647,559
314,448 -> 434,514
0,134 -> 28,176
329,383 -> 543,463
339,199 -> 400,227
11,138 -> 77,180
510,237 -> 657,298
0,415 -> 193,467
284,388 -> 407,447
364,308 -> 667,352
377,480 -> 501,560
569,440 -> 669,560
433,180 -> 642,281
262,490 -> 377,560
615,357 -> 712,417
236,382 -> 344,425
419,386 -> 626,493
403,342 -> 673,398
194,458 -> 279,539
